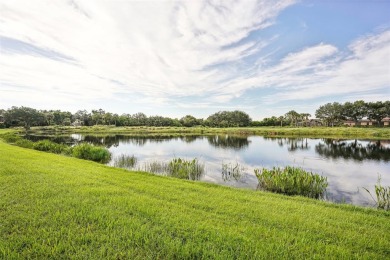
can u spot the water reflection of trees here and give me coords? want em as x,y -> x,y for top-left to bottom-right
207,135 -> 249,150
82,135 -> 196,148
315,139 -> 390,162
263,137 -> 310,151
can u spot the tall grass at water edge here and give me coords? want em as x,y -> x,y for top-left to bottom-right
113,154 -> 138,169
143,160 -> 168,174
142,158 -> 205,180
71,143 -> 111,163
255,166 -> 328,199
0,132 -> 111,163
167,158 -> 205,180
363,175 -> 390,211
221,162 -> 245,181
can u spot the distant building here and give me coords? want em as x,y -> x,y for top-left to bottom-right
360,119 -> 375,126
343,120 -> 356,127
307,119 -> 322,127
382,117 -> 390,126
342,117 -> 390,127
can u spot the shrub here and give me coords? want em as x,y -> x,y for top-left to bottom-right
254,166 -> 328,199
72,143 -> 111,163
33,140 -> 67,154
15,139 -> 34,149
1,133 -> 22,143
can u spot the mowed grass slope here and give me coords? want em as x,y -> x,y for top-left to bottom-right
0,141 -> 389,259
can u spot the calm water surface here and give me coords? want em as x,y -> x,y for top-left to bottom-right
30,134 -> 390,207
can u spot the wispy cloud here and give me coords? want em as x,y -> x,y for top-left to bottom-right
0,0 -> 389,116
264,29 -> 390,101
0,0 -> 296,107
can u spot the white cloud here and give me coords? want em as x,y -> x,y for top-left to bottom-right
0,0 -> 389,117
264,29 -> 390,101
0,0 -> 296,108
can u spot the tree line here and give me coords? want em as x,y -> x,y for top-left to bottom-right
253,100 -> 389,127
0,100 -> 388,130
0,107 -> 252,130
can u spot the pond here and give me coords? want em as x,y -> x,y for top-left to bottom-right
27,134 -> 390,207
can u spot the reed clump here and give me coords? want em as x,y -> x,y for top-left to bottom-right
363,175 -> 390,210
113,154 -> 137,169
71,143 -> 111,163
221,162 -> 245,181
167,158 -> 205,180
143,161 -> 168,174
254,166 -> 328,199
33,140 -> 68,154
14,139 -> 34,149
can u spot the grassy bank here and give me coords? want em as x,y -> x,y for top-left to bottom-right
25,125 -> 390,139
1,141 -> 389,259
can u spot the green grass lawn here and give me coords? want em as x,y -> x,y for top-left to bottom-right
1,141 -> 389,259
27,125 -> 390,139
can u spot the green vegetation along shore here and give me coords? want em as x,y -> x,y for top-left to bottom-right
27,125 -> 390,139
1,141 -> 389,259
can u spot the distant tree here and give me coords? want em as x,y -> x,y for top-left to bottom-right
91,109 -> 106,125
278,116 -> 285,127
44,112 -> 55,126
4,106 -> 45,131
63,117 -> 71,126
285,110 -> 300,126
206,110 -> 251,127
74,110 -> 91,126
300,113 -> 311,127
367,101 -> 388,126
180,115 -> 198,127
132,112 -> 147,126
342,100 -> 367,124
0,109 -> 6,128
315,102 -> 343,127
51,110 -> 72,125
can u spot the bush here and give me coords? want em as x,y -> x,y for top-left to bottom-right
1,133 -> 22,143
254,166 -> 328,199
15,139 -> 34,149
33,140 -> 67,154
72,143 -> 111,163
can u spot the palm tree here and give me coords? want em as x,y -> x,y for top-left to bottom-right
300,113 -> 311,127
285,110 -> 300,127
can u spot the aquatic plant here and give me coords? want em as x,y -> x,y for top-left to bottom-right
167,158 -> 205,180
142,161 -> 168,174
33,140 -> 68,154
1,133 -> 22,143
71,143 -> 111,163
221,162 -> 245,181
254,166 -> 328,199
14,139 -> 34,149
114,154 -> 137,169
363,175 -> 390,210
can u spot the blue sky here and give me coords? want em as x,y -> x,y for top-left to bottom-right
1,0 -> 389,120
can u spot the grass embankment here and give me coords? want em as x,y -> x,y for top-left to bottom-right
28,125 -> 390,139
1,141 -> 389,259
